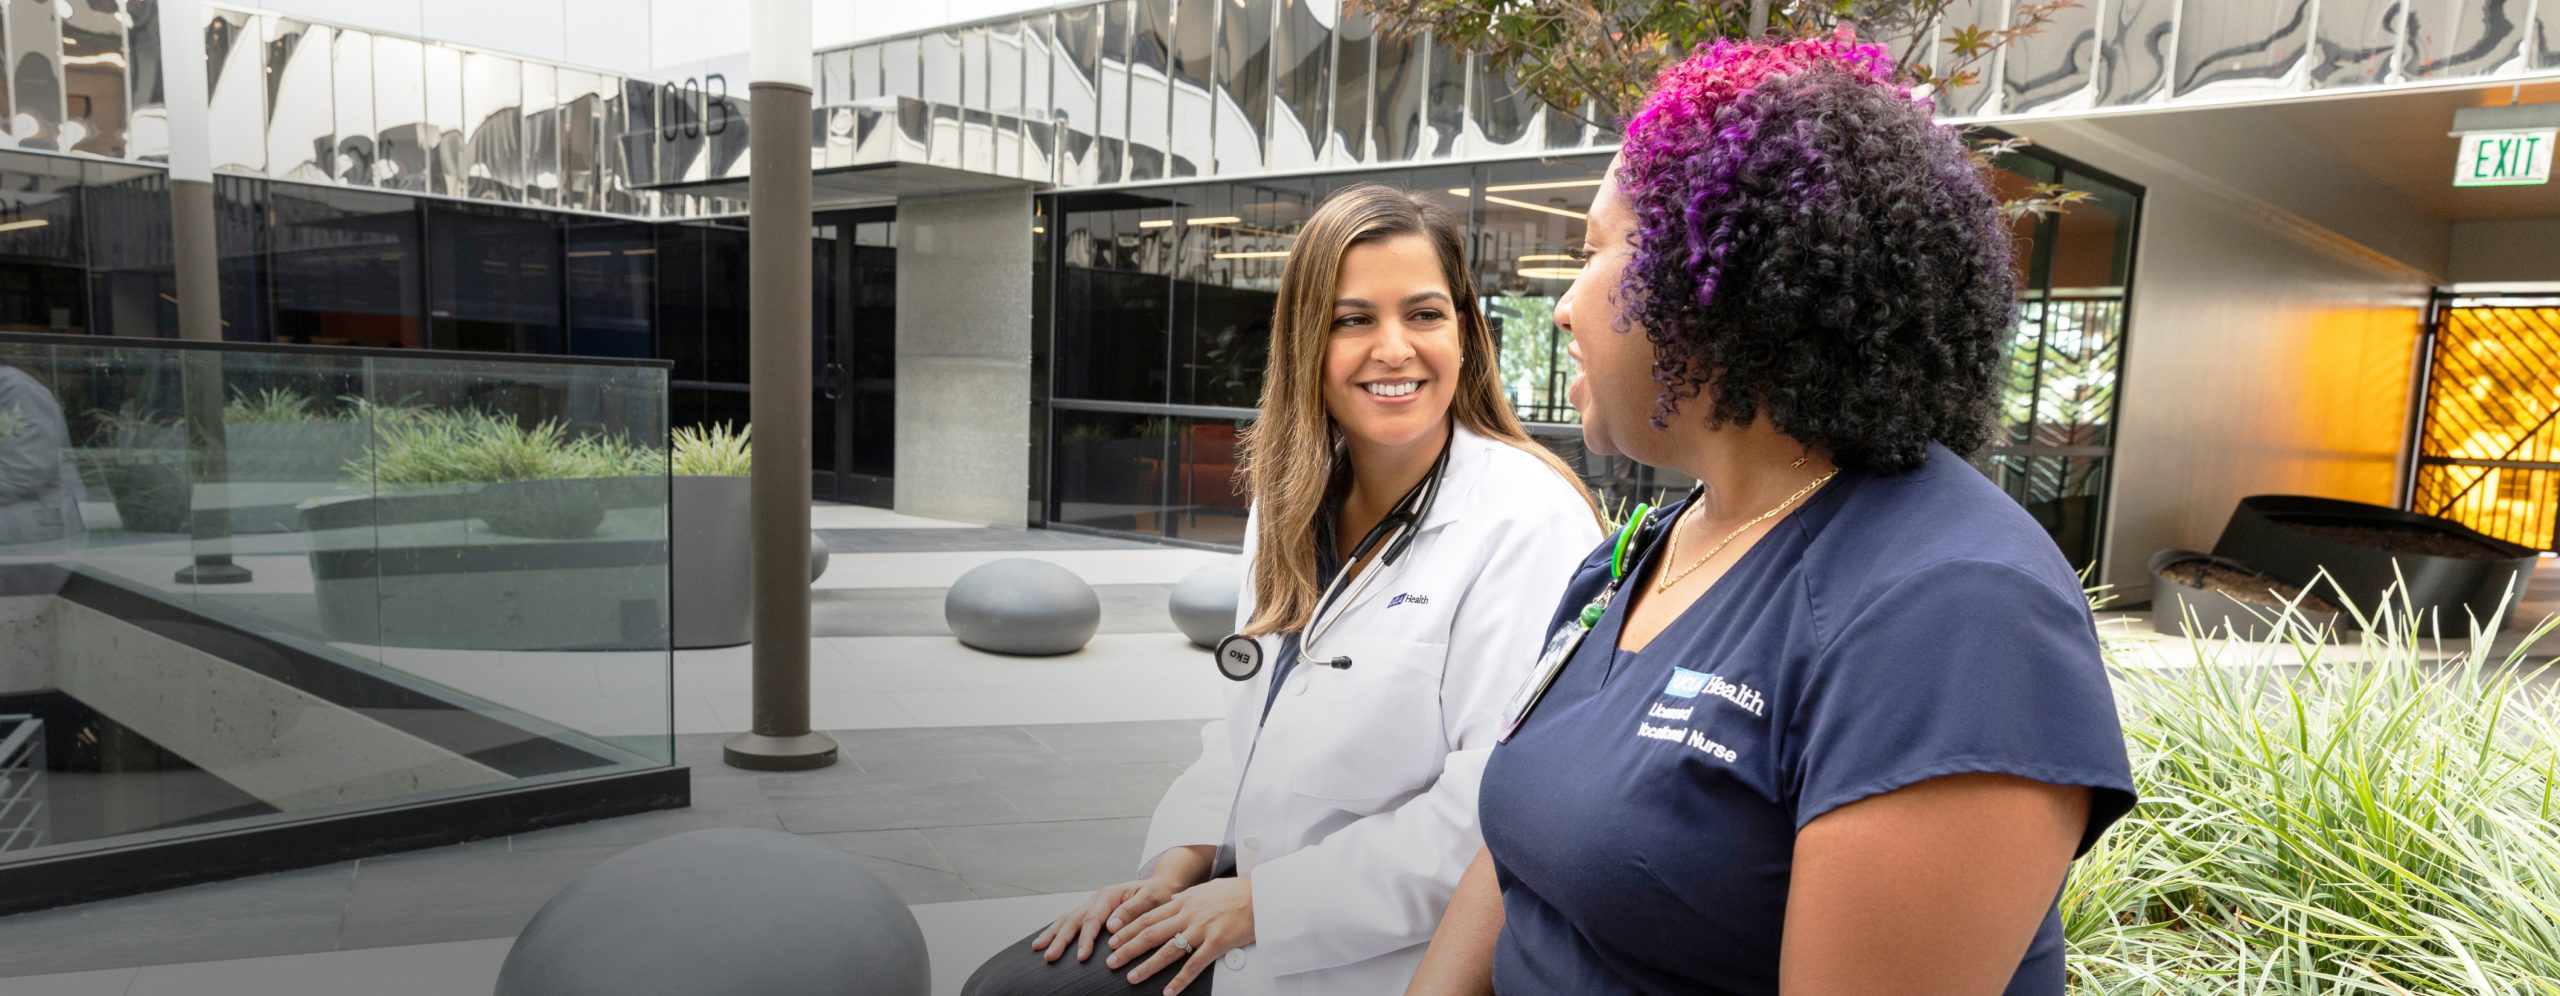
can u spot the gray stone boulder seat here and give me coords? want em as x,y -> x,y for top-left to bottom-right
1169,558 -> 1243,649
494,828 -> 929,996
945,557 -> 1101,656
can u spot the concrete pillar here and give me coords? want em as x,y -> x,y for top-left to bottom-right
724,0 -> 837,772
894,189 -> 1035,526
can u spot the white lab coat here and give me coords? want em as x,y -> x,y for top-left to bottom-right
1139,423 -> 1602,996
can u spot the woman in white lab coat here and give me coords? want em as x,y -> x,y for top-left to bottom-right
961,184 -> 1601,996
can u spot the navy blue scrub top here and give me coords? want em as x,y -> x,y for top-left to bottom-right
1478,443 -> 2138,995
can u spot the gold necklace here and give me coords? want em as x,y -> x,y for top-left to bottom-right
1654,468 -> 1839,593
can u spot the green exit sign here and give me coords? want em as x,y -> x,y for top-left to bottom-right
2455,129 -> 2555,187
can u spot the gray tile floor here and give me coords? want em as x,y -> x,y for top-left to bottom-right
0,721 -> 1206,979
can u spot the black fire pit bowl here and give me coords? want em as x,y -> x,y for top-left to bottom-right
2210,495 -> 2537,634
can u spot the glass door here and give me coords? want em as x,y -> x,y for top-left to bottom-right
813,208 -> 895,506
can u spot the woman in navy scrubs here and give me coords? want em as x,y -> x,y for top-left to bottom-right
1406,36 -> 2138,996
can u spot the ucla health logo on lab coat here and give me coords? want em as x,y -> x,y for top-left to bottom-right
1386,592 -> 1431,608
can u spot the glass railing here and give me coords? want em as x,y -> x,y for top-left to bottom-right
0,332 -> 672,881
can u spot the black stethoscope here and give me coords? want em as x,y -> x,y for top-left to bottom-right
1212,433 -> 1454,682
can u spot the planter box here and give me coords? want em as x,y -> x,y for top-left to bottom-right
2148,548 -> 2343,641
298,478 -> 670,651
669,476 -> 829,650
2210,495 -> 2536,634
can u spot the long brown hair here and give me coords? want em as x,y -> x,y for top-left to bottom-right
1236,183 -> 1598,637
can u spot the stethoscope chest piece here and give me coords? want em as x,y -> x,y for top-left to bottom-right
1215,632 -> 1264,681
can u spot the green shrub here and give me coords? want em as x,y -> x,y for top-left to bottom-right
223,387 -> 318,425
671,422 -> 750,477
348,408 -> 657,487
2067,597 -> 2560,993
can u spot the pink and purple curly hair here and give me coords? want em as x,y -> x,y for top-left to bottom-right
1608,33 -> 2014,473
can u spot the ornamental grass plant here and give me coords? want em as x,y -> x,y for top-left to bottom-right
671,421 -> 750,477
2066,589 -> 2560,994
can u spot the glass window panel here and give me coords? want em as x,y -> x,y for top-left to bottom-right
884,37 -> 922,99
332,29 -> 375,186
0,151 -> 89,331
424,44 -> 465,197
1053,195 -> 1173,402
1467,156 -> 1606,425
852,44 -> 882,100
2002,0 -> 2099,111
1169,0 -> 1213,178
1213,0 -> 1271,176
1097,0 -> 1131,183
1332,7 -> 1374,164
523,63 -> 559,207
1050,409 -> 1174,535
1544,97 -> 1589,149
820,48 -> 850,105
62,0 -> 127,157
7,0 -> 63,152
262,21 -> 332,182
1267,0 -> 1329,172
612,77 -> 656,195
205,11 -> 263,171
558,69 -> 602,212
83,160 -> 171,336
962,26 -> 996,174
1469,57 -> 1539,159
2537,0 -> 2560,70
461,52 -> 522,201
270,185 -> 421,348
990,22 -> 1026,178
1424,36 -> 1463,156
1022,16 -> 1055,182
699,221 -> 748,383
1930,0 -> 2006,115
566,220 -> 655,359
425,202 -> 562,354
1169,177 -> 1312,407
653,223 -> 704,381
214,175 -> 269,340
129,0 -> 164,161
2099,0 -> 2175,104
923,30 -> 963,168
1371,26 -> 1422,162
1054,6 -> 1102,185
2404,0 -> 2525,80
1129,0 -> 1173,180
373,36 -> 428,192
2174,0 -> 2314,97
2313,0 -> 2403,88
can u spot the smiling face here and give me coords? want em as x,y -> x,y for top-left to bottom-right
1320,233 -> 1465,457
1555,157 -> 1662,461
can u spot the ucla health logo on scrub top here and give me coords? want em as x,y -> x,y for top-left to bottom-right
1660,667 -> 1765,717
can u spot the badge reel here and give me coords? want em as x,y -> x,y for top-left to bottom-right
1497,502 -> 1656,744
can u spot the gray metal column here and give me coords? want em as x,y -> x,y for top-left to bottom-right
165,0 -> 248,585
725,0 -> 837,771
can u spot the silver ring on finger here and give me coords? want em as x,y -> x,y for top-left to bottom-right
1170,932 -> 1194,954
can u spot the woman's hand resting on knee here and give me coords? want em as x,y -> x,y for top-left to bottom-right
1030,845 -> 1215,965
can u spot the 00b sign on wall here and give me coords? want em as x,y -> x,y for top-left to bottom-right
2454,129 -> 2554,187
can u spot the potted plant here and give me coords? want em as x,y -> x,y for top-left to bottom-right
668,422 -> 828,649
2147,548 -> 2343,641
2210,495 -> 2537,634
299,408 -> 668,650
80,403 -> 192,534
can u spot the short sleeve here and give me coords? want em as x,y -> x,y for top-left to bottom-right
1789,560 -> 2136,855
